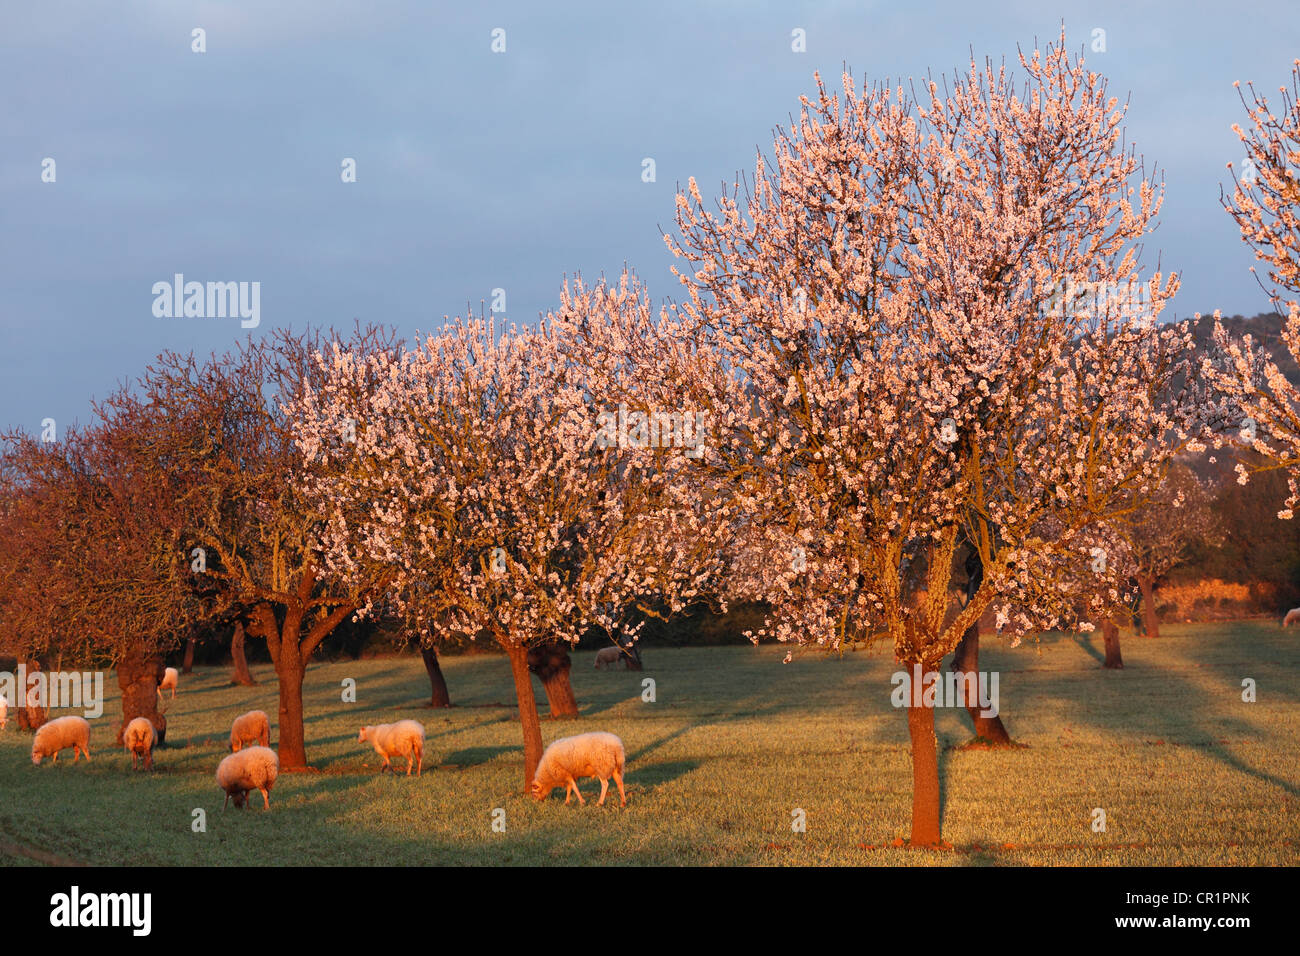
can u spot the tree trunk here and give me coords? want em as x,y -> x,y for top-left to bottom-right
116,651 -> 166,746
527,643 -> 579,719
275,643 -> 308,769
950,624 -> 1012,745
247,577 -> 358,771
1137,573 -> 1160,638
181,638 -> 196,674
16,657 -> 46,731
505,642 -> 545,791
1102,620 -> 1124,669
422,646 -> 451,708
906,680 -> 942,847
952,546 -> 1011,745
230,621 -> 257,686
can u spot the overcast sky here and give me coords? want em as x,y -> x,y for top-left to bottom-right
2,0 -> 1297,432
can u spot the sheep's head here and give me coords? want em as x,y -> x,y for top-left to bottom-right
229,788 -> 248,808
529,778 -> 550,801
357,727 -> 370,743
31,750 -> 42,766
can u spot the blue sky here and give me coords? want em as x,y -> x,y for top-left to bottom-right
2,0 -> 1297,432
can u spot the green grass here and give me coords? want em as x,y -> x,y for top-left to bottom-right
1,621 -> 1297,865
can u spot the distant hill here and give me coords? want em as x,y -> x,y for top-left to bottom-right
1183,308 -> 1300,385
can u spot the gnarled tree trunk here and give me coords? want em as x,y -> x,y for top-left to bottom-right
950,624 -> 1012,745
275,652 -> 307,768
16,657 -> 47,731
230,620 -> 257,686
952,547 -> 1011,744
1102,620 -> 1124,669
116,650 -> 167,746
246,567 -> 359,770
254,602 -> 310,769
527,642 -> 579,718
422,646 -> 451,708
506,642 -> 544,790
1136,573 -> 1159,638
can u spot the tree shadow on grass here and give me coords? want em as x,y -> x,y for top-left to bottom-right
628,758 -> 700,792
1031,622 -> 1300,801
1072,634 -> 1107,666
627,724 -> 699,763
443,745 -> 516,768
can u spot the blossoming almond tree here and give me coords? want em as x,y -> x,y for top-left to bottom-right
662,33 -> 1198,846
121,326 -> 401,768
1017,517 -> 1138,669
1126,462 -> 1221,637
1203,60 -> 1300,510
292,314 -> 723,789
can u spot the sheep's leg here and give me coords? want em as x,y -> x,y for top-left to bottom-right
568,776 -> 585,805
614,770 -> 626,807
51,750 -> 58,764
260,788 -> 270,809
597,777 -> 609,806
223,792 -> 231,810
406,753 -> 413,776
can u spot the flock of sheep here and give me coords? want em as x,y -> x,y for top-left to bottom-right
23,665 -> 631,811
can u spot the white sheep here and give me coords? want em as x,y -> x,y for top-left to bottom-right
216,745 -> 279,809
229,710 -> 270,752
31,716 -> 92,766
157,667 -> 179,701
1284,608 -> 1300,627
530,731 -> 626,807
594,646 -> 627,670
358,720 -> 425,776
123,716 -> 157,770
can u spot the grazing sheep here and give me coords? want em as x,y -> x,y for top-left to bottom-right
531,731 -> 626,807
157,667 -> 179,701
1284,608 -> 1300,627
123,716 -> 157,770
358,720 -> 425,776
216,745 -> 279,809
229,710 -> 270,752
593,646 -> 627,670
31,716 -> 92,766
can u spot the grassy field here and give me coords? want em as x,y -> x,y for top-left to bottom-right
1,621 -> 1296,866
